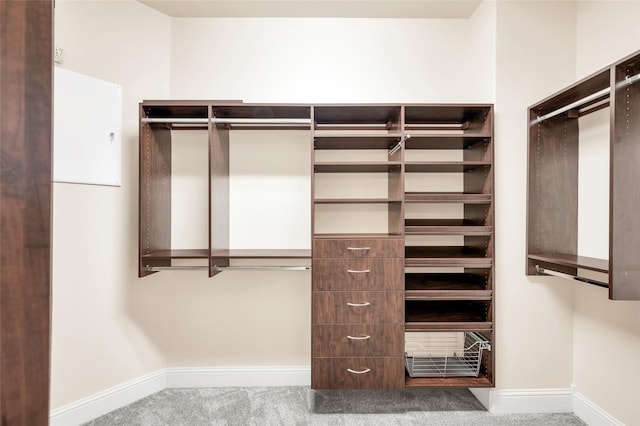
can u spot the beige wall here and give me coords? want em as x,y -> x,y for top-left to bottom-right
52,0 -> 171,408
573,2 -> 640,424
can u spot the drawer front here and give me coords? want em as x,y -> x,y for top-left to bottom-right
312,258 -> 403,291
313,291 -> 403,324
312,357 -> 404,390
312,324 -> 404,357
313,239 -> 403,258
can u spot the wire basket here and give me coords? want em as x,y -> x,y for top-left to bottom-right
404,331 -> 491,378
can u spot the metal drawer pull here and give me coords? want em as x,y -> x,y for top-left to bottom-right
347,368 -> 371,374
347,335 -> 371,340
347,302 -> 371,307
347,269 -> 370,274
347,247 -> 370,251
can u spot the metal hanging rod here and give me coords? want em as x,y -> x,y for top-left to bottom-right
142,117 -> 311,125
615,72 -> 640,89
535,265 -> 608,288
142,117 -> 209,124
212,118 -> 311,125
388,134 -> 411,156
212,265 -> 311,271
534,87 -> 611,124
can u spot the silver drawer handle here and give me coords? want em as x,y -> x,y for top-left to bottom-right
347,302 -> 371,307
347,335 -> 371,340
347,247 -> 370,251
347,269 -> 370,274
347,368 -> 371,374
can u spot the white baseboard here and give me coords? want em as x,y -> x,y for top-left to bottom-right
166,365 -> 311,388
573,390 -> 623,426
49,369 -> 166,426
470,386 -> 624,425
51,370 -> 623,426
49,366 -> 311,426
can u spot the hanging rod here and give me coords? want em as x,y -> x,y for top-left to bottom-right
141,117 -> 311,125
142,117 -> 209,124
534,87 -> 611,124
388,134 -> 411,156
212,265 -> 311,271
212,118 -> 311,125
615,72 -> 640,89
535,265 -> 608,288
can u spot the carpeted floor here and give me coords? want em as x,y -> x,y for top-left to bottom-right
83,386 -> 586,425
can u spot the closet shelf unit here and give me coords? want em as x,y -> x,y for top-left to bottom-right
139,101 -> 312,277
140,101 -> 495,389
401,104 -> 494,388
527,49 -> 640,300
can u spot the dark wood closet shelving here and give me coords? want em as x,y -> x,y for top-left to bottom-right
314,162 -> 402,173
405,219 -> 492,235
140,101 -> 495,389
527,49 -> 640,300
405,192 -> 492,203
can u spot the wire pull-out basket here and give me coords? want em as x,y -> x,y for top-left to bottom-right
405,331 -> 491,378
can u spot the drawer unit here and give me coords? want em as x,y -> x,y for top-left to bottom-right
312,237 -> 404,389
312,258 -> 403,291
311,357 -> 405,390
313,238 -> 404,258
312,324 -> 404,357
313,291 -> 403,324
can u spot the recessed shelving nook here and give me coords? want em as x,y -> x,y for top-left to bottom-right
527,49 -> 640,300
139,101 -> 495,389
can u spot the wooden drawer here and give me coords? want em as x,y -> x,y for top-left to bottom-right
313,291 -> 403,324
312,324 -> 404,357
313,238 -> 403,258
312,258 -> 403,291
312,357 -> 404,390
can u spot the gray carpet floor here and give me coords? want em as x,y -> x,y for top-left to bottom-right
83,386 -> 586,425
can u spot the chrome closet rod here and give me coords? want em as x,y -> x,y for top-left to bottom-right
142,117 -> 209,124
535,265 -> 608,288
212,265 -> 311,271
144,265 -> 210,271
141,117 -> 311,125
534,71 -> 640,124
534,87 -> 611,124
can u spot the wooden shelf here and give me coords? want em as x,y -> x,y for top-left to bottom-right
405,192 -> 492,203
314,162 -> 401,173
212,249 -> 311,259
405,219 -> 491,235
405,162 -> 490,173
406,300 -> 490,323
405,290 -> 492,301
405,247 -> 492,267
405,375 -> 493,388
314,105 -> 401,125
142,249 -> 209,260
314,198 -> 403,204
528,253 -> 608,273
405,322 -> 493,332
405,273 -> 489,292
314,135 -> 401,150
405,135 -> 490,150
312,233 -> 403,239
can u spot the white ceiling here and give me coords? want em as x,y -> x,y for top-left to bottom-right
138,0 -> 483,19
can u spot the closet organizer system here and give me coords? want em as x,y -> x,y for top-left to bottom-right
139,102 -> 495,388
527,49 -> 640,301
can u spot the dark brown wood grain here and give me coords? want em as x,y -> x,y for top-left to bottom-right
312,357 -> 405,390
312,258 -> 404,291
312,238 -> 403,258
611,52 -> 640,299
312,291 -> 403,324
0,0 -> 53,424
312,324 -> 404,357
